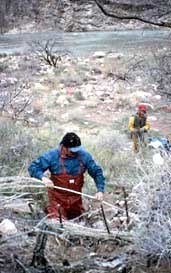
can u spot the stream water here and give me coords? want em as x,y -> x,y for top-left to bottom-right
0,29 -> 171,55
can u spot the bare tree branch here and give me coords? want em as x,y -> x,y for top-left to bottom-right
94,0 -> 171,28
29,39 -> 69,67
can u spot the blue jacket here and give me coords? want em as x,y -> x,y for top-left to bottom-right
28,147 -> 105,192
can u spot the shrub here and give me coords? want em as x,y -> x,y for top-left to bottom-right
0,62 -> 8,72
131,154 -> 171,266
0,119 -> 34,176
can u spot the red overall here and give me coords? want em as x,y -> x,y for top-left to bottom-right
45,149 -> 85,220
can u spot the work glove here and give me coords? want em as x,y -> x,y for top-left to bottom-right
140,128 -> 145,133
132,128 -> 139,133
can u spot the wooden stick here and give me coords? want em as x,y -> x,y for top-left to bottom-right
0,176 -> 122,210
100,204 -> 110,234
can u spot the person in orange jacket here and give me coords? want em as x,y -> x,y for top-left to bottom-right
28,132 -> 105,221
128,104 -> 150,152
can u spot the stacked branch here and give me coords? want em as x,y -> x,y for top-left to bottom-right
40,220 -> 132,242
0,176 -> 132,244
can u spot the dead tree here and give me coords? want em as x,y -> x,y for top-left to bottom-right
29,40 -> 69,67
0,81 -> 31,120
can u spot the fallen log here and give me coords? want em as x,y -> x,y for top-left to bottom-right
37,220 -> 132,243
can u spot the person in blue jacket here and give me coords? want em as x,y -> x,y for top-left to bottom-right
28,132 -> 105,220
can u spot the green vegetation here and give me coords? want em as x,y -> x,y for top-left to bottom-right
0,62 -> 8,72
0,119 -> 61,176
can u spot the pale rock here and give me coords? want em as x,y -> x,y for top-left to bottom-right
59,83 -> 64,89
56,95 -> 69,107
26,117 -> 40,126
119,216 -> 128,224
93,51 -> 106,58
111,217 -> 121,228
135,76 -> 142,82
89,252 -> 96,257
153,95 -> 161,100
118,200 -> 125,207
83,121 -> 89,125
149,116 -> 157,121
104,98 -> 113,103
62,124 -> 80,132
51,90 -> 59,96
85,114 -> 91,118
131,91 -> 152,101
0,79 -> 8,87
107,53 -> 124,59
0,219 -> 17,235
113,81 -> 129,94
84,100 -> 99,108
95,91 -> 105,98
84,84 -> 93,93
34,82 -> 47,90
115,199 -> 120,205
153,153 -> 164,165
9,77 -> 18,84
106,106 -> 112,111
61,113 -> 69,121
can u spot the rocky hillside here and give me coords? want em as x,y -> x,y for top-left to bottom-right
1,0 -> 163,34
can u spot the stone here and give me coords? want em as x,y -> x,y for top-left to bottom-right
0,219 -> 17,235
93,51 -> 106,58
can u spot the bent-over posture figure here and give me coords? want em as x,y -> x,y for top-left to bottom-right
128,104 -> 150,152
28,132 -> 105,220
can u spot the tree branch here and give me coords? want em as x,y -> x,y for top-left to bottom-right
94,0 -> 171,28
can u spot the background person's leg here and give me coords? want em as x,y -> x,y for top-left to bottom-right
140,132 -> 146,149
132,133 -> 138,152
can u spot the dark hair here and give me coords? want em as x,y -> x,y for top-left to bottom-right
61,132 -> 81,148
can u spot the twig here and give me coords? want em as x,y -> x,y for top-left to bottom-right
57,204 -> 63,228
100,204 -> 110,234
122,187 -> 130,225
14,256 -> 31,273
0,230 -> 34,245
31,224 -> 48,267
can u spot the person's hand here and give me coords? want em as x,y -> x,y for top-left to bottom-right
133,128 -> 139,133
42,177 -> 54,188
140,128 -> 144,133
94,192 -> 104,201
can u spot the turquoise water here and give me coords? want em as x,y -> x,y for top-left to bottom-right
0,29 -> 171,55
